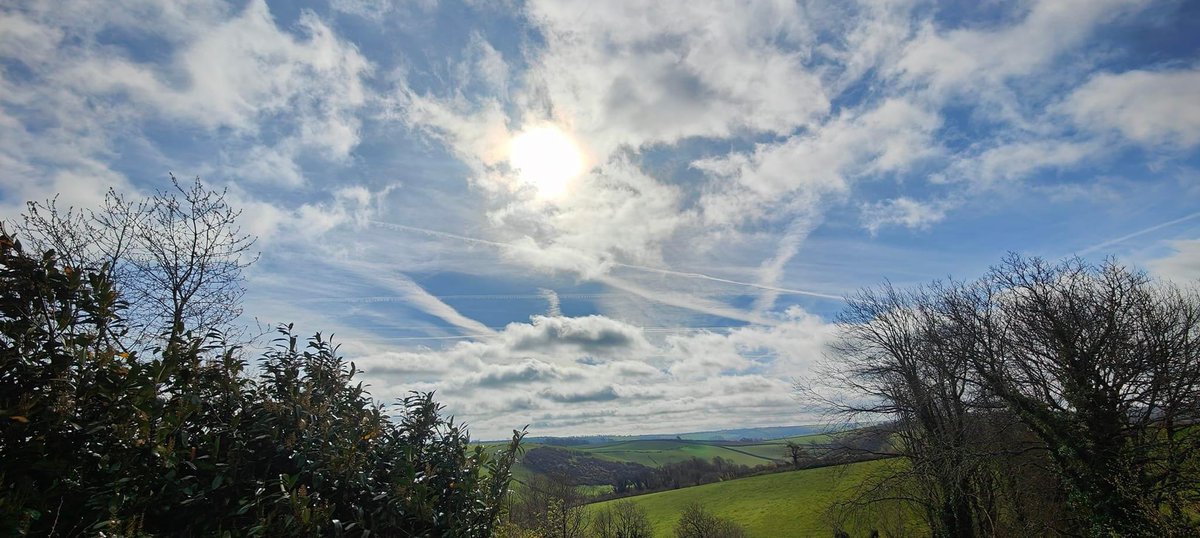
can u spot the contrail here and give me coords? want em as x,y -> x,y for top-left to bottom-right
368,220 -> 845,301
370,220 -> 515,250
610,262 -> 842,301
1075,211 -> 1200,257
596,274 -> 780,326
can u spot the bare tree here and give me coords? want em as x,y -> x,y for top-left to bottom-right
16,175 -> 257,346
819,254 -> 1200,537
819,282 -> 1008,538
945,255 -> 1200,535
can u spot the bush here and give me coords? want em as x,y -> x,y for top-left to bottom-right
673,503 -> 747,538
0,226 -> 523,536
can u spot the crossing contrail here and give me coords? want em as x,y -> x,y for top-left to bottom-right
368,220 -> 845,301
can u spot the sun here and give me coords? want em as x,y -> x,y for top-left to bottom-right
508,124 -> 585,200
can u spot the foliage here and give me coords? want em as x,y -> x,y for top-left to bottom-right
0,225 -> 523,536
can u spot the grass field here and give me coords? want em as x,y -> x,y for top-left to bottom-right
587,458 -> 917,537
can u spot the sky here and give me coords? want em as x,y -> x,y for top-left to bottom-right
1,0 -> 1199,439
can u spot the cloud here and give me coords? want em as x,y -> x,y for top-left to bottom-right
894,0 -> 1146,98
861,197 -> 949,234
0,0 -> 372,220
541,385 -> 622,403
1064,67 -> 1200,148
505,315 -> 648,355
389,0 -> 846,283
524,0 -> 829,157
59,0 -> 372,152
228,184 -> 385,244
941,140 -> 1100,186
694,98 -> 941,227
474,360 -> 579,387
390,276 -> 496,336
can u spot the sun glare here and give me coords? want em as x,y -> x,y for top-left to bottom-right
508,125 -> 585,199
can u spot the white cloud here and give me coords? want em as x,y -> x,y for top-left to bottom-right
76,0 -> 371,148
894,0 -> 1147,98
342,310 -> 835,438
226,182 -> 385,245
861,197 -> 949,234
226,144 -> 308,187
1064,67 -> 1200,148
523,0 -> 829,158
0,0 -> 371,215
941,139 -> 1100,186
695,98 -> 941,227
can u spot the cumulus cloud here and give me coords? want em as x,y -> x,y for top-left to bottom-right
474,360 -> 580,387
541,385 -> 622,403
505,315 -> 647,355
344,310 -> 835,438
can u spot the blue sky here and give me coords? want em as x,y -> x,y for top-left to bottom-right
1,0 -> 1198,438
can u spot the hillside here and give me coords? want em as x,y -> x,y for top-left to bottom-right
586,458 -> 919,537
508,432 -> 837,488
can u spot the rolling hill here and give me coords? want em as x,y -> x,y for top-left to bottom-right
586,458 -> 920,537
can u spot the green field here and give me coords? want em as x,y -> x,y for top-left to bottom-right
491,431 -> 864,506
587,458 -> 917,537
523,432 -> 832,470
